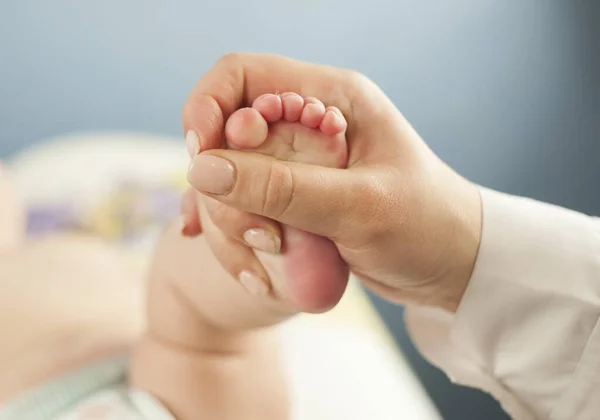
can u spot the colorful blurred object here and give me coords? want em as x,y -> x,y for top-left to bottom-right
26,174 -> 185,244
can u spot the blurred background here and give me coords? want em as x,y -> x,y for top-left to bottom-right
1,1 -> 599,418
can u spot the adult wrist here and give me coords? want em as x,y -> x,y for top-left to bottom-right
433,178 -> 483,312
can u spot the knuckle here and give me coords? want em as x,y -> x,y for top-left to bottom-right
200,98 -> 223,131
205,196 -> 258,238
207,202 -> 241,233
207,201 -> 231,229
344,69 -> 373,91
338,69 -> 378,121
183,93 -> 220,126
258,161 -> 295,219
217,52 -> 244,67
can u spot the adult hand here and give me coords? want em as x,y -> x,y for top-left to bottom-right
182,53 -> 482,312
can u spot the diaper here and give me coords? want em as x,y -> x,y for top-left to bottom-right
0,357 -> 174,420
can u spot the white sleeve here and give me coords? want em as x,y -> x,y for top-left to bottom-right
405,187 -> 600,420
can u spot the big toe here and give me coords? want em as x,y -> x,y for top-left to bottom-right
225,107 -> 268,149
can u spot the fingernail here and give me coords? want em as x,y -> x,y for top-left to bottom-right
179,215 -> 194,237
243,228 -> 281,254
239,270 -> 269,296
188,155 -> 235,195
186,130 -> 200,159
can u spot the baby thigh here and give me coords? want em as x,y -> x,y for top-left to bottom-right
0,235 -> 144,403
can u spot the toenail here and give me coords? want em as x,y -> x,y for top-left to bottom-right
187,155 -> 235,195
186,130 -> 200,158
243,228 -> 281,254
239,270 -> 269,296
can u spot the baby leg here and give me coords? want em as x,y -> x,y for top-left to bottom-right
130,220 -> 290,420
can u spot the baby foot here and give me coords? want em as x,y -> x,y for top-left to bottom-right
225,93 -> 348,167
135,100 -> 349,415
223,93 -> 349,307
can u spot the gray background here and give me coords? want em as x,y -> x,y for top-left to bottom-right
2,1 -> 599,418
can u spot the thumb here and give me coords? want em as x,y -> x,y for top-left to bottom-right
187,150 -> 373,242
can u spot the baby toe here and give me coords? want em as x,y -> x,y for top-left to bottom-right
300,97 -> 326,129
280,92 -> 304,122
252,94 -> 283,122
319,106 -> 347,136
225,108 -> 268,149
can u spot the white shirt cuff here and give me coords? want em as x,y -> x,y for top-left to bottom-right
405,187 -> 600,420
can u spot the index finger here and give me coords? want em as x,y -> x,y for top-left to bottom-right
181,53 -> 356,152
